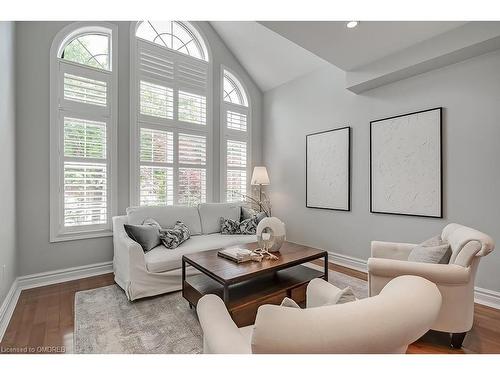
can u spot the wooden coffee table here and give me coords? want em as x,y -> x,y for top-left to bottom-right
182,241 -> 328,327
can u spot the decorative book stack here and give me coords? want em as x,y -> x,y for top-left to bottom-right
217,247 -> 253,263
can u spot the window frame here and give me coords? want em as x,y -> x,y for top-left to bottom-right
135,21 -> 209,62
50,22 -> 118,242
129,21 -> 213,207
220,66 -> 252,203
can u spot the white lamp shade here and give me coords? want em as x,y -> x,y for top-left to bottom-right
251,166 -> 270,185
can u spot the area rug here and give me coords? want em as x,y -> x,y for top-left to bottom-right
74,265 -> 368,354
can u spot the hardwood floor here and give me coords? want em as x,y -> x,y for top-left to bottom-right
0,273 -> 114,354
1,263 -> 499,354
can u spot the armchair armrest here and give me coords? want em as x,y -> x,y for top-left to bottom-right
306,278 -> 342,308
371,241 -> 416,260
197,294 -> 251,354
368,258 -> 471,285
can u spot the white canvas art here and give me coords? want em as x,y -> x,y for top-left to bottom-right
370,108 -> 442,217
306,127 -> 350,211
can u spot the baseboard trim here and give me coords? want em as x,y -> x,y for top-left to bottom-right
328,250 -> 500,310
16,261 -> 113,291
474,287 -> 500,309
0,279 -> 21,343
0,261 -> 113,342
328,251 -> 368,273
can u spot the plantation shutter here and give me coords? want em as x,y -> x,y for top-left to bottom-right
136,39 -> 209,206
50,26 -> 117,242
60,61 -> 113,231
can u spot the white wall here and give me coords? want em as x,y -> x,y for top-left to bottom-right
0,22 -> 17,303
263,50 -> 500,292
15,21 -> 262,276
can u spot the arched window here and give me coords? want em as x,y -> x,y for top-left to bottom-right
50,23 -> 117,242
221,68 -> 251,202
136,21 -> 208,61
61,33 -> 111,70
130,21 -> 212,207
223,70 -> 248,107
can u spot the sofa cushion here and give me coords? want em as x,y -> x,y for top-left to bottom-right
144,233 -> 257,273
198,203 -> 241,234
126,206 -> 202,235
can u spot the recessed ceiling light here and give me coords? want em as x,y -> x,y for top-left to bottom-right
346,21 -> 359,29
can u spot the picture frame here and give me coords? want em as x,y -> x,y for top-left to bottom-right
306,126 -> 351,211
370,107 -> 443,218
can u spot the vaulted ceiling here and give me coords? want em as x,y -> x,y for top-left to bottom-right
258,21 -> 466,70
210,21 -> 327,92
211,21 -> 500,94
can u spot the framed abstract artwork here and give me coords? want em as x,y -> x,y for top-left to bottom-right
306,126 -> 351,211
370,107 -> 443,218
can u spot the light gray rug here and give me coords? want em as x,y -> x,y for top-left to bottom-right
74,265 -> 368,354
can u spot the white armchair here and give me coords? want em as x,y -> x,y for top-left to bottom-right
368,223 -> 495,348
197,275 -> 441,354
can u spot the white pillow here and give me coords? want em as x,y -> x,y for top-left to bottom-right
280,287 -> 356,309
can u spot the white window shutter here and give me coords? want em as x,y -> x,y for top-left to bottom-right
135,36 -> 210,207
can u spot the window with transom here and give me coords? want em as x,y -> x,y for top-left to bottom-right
131,21 -> 211,207
221,69 -> 250,202
50,23 -> 117,242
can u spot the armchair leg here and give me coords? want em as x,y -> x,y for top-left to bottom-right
450,332 -> 467,349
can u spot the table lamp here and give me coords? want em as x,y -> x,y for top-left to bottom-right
251,166 -> 270,205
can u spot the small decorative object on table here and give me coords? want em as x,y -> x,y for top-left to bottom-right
217,247 -> 253,263
257,217 -> 286,253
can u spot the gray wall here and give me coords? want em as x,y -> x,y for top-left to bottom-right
263,50 -> 500,292
0,22 -> 17,304
15,21 -> 262,276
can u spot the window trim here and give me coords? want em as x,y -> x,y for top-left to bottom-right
50,22 -> 118,242
219,66 -> 252,203
129,21 -> 214,206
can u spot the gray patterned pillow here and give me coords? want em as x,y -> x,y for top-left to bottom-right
159,221 -> 191,249
220,216 -> 258,234
239,217 -> 258,234
220,217 -> 240,234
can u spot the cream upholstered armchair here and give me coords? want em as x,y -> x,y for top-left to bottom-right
197,275 -> 441,354
368,223 -> 495,349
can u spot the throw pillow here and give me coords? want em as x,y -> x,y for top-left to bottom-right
255,211 -> 267,224
124,220 -> 161,253
241,206 -> 267,224
279,286 -> 356,310
220,217 -> 240,234
159,221 -> 191,249
220,216 -> 260,234
241,206 -> 257,221
334,287 -> 357,304
408,235 -> 452,264
280,297 -> 301,308
239,217 -> 258,234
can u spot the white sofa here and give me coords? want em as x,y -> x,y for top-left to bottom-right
197,275 -> 442,354
113,203 -> 257,301
368,223 -> 495,348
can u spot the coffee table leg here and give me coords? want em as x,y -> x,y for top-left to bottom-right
223,284 -> 229,304
324,253 -> 329,281
182,257 -> 186,285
